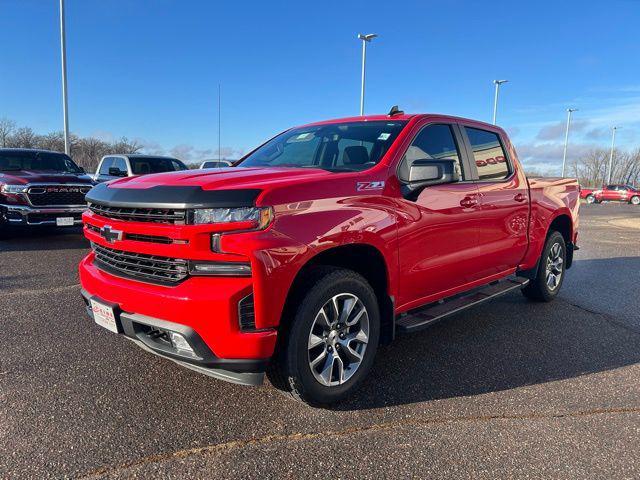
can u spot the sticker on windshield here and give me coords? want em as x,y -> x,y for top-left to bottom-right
357,181 -> 385,191
295,133 -> 312,140
377,133 -> 391,141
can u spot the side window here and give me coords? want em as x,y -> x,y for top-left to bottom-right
98,158 -> 113,174
111,157 -> 128,175
465,127 -> 510,180
402,124 -> 463,179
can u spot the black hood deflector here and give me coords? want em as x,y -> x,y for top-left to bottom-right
85,183 -> 261,209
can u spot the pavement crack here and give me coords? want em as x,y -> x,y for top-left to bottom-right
557,297 -> 640,336
76,406 -> 640,479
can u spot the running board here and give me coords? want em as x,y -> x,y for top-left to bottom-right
395,277 -> 529,334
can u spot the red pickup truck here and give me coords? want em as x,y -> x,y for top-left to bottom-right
79,113 -> 580,405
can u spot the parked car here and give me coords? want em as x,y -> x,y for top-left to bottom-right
200,159 -> 233,169
583,184 -> 640,205
0,148 -> 94,229
93,154 -> 188,183
79,112 -> 580,406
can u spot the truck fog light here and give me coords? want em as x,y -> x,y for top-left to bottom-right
168,331 -> 195,354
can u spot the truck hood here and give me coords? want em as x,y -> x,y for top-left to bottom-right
0,170 -> 94,185
106,167 -> 333,191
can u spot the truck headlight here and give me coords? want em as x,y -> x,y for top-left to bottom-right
192,206 -> 273,229
1,185 -> 29,194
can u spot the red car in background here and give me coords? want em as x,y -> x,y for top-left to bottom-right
582,184 -> 640,205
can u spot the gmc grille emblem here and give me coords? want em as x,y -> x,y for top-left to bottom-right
100,225 -> 123,243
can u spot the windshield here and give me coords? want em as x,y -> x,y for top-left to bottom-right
0,151 -> 83,173
238,120 -> 407,172
130,157 -> 187,174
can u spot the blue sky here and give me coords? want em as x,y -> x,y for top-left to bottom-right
1,0 -> 640,170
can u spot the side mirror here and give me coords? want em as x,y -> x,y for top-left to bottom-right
78,167 -> 86,174
108,167 -> 127,177
401,159 -> 459,199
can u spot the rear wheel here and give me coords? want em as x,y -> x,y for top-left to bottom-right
586,194 -> 595,204
522,231 -> 566,302
267,267 -> 380,406
630,196 -> 640,205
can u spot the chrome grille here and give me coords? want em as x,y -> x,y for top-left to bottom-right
28,185 -> 91,206
88,202 -> 187,224
91,242 -> 188,284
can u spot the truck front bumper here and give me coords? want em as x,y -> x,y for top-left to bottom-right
1,204 -> 86,226
79,254 -> 277,386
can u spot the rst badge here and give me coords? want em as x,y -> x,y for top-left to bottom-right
356,181 -> 385,192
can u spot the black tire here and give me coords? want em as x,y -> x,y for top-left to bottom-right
585,194 -> 595,204
522,230 -> 566,302
630,196 -> 640,206
267,267 -> 380,406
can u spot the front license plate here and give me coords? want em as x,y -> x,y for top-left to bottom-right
56,217 -> 75,226
90,299 -> 118,333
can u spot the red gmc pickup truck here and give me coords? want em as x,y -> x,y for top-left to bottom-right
80,113 -> 580,406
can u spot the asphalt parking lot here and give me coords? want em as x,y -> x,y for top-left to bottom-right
1,204 -> 639,479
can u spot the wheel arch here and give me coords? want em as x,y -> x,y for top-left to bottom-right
278,243 -> 395,347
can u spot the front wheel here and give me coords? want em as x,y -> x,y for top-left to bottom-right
630,196 -> 640,205
522,231 -> 566,302
586,194 -> 595,204
267,267 -> 380,406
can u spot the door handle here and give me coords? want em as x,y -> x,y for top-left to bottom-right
460,196 -> 478,208
514,193 -> 527,202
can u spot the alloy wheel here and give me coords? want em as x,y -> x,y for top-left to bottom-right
545,242 -> 564,291
307,293 -> 369,387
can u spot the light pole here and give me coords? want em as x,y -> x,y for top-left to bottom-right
59,0 -> 70,154
607,126 -> 620,184
561,108 -> 578,178
357,33 -> 377,116
492,79 -> 508,125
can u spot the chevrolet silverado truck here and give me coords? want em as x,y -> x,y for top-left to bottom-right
1,148 -> 94,231
79,112 -> 580,406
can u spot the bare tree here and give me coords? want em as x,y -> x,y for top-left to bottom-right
0,118 -> 16,147
110,136 -> 143,154
10,127 -> 41,149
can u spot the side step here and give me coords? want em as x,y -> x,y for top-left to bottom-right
395,277 -> 529,334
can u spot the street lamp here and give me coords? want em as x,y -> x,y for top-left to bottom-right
607,126 -> 621,184
59,0 -> 70,155
357,33 -> 378,116
492,79 -> 508,125
561,108 -> 578,178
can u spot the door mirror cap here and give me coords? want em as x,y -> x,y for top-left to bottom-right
401,159 -> 459,198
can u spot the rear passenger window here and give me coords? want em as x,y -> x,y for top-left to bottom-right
465,127 -> 510,180
402,124 -> 463,179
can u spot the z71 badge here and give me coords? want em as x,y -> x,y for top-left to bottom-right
357,181 -> 385,191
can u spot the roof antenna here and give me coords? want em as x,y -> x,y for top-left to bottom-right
388,105 -> 404,116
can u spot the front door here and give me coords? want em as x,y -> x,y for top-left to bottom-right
395,123 -> 482,310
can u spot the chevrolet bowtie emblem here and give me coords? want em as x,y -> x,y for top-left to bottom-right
100,225 -> 123,243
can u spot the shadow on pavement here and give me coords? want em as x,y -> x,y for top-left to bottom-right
0,226 -> 88,251
336,257 -> 640,411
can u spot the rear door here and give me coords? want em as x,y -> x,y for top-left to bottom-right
396,122 -> 482,307
459,125 -> 529,279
